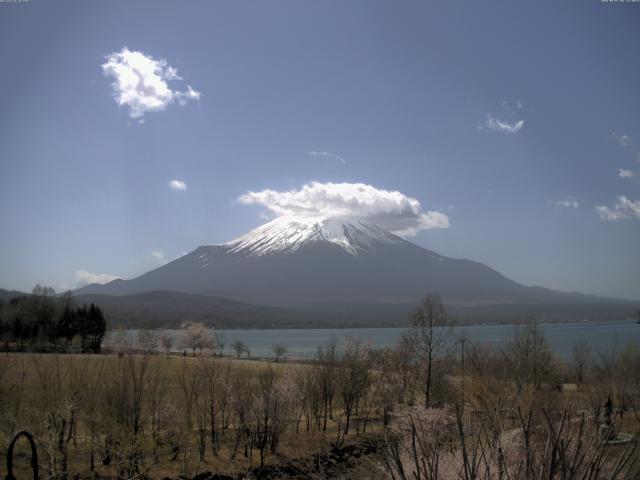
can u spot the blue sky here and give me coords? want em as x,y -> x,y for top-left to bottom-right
0,0 -> 639,299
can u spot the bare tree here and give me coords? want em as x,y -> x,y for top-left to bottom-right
253,367 -> 294,467
215,332 -> 227,358
381,406 -> 455,480
382,403 -> 640,480
199,358 -> 225,454
229,369 -> 255,460
137,329 -> 159,354
292,363 -> 322,433
336,337 -> 372,435
505,322 -> 555,392
159,334 -> 174,356
272,344 -> 288,362
317,338 -> 338,431
145,358 -> 169,462
619,344 -> 640,422
232,339 -> 246,359
359,347 -> 387,433
32,355 -> 77,480
0,354 -> 27,443
405,292 -> 451,407
572,340 -> 591,385
393,335 -> 416,405
101,344 -> 155,478
82,362 -> 108,472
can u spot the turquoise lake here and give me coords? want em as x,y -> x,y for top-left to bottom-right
127,320 -> 640,360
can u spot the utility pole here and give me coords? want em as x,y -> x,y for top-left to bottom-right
460,337 -> 466,413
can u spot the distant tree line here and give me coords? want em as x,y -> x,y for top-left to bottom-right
0,285 -> 106,352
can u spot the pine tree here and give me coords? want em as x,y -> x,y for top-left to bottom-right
56,305 -> 77,346
87,303 -> 106,353
75,304 -> 90,352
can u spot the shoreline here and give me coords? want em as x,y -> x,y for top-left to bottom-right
107,317 -> 639,332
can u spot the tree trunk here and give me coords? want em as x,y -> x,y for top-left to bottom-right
425,353 -> 433,408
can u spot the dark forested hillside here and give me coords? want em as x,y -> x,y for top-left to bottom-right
74,290 -> 350,329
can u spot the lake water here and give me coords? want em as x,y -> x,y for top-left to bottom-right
121,320 -> 640,360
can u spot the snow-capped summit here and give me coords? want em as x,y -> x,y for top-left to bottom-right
223,216 -> 406,256
74,216 -> 635,325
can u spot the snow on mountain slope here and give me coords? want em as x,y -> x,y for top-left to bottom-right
73,216 -> 638,324
223,216 -> 407,256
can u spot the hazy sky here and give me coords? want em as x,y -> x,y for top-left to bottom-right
1,1 -> 639,299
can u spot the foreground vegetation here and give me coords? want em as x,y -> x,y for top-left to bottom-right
0,294 -> 639,479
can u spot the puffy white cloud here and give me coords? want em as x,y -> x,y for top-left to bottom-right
618,168 -> 635,179
595,196 -> 640,221
610,132 -> 632,147
168,179 -> 187,191
555,198 -> 579,209
238,181 -> 450,236
75,270 -> 120,287
101,47 -> 200,119
308,151 -> 346,164
482,114 -> 524,135
150,249 -> 168,265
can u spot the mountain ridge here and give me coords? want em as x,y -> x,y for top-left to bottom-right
74,217 -> 638,325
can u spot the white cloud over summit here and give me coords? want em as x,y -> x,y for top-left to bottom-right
75,270 -> 120,287
102,47 -> 200,119
238,182 -> 450,236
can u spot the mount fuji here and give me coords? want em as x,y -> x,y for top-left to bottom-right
75,216 -> 636,325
